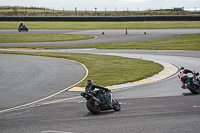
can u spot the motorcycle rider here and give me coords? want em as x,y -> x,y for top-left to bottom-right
19,22 -> 23,29
178,67 -> 199,89
85,79 -> 112,108
85,79 -> 109,92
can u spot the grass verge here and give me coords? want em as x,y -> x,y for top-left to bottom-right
1,21 -> 200,29
0,51 -> 163,87
0,33 -> 94,43
69,33 -> 200,51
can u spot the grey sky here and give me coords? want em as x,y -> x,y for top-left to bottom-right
1,0 -> 199,11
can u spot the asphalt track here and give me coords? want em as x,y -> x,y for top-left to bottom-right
0,29 -> 200,47
0,29 -> 200,133
0,54 -> 87,111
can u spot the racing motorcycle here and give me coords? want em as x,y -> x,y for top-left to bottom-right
179,72 -> 200,94
18,25 -> 28,32
80,89 -> 121,114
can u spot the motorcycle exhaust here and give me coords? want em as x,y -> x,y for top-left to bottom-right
92,96 -> 103,106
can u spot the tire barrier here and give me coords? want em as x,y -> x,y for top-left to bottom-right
0,15 -> 200,21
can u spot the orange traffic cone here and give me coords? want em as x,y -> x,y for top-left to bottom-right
125,28 -> 128,35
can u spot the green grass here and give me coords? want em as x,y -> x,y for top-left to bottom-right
2,34 -> 199,51
0,51 -> 163,87
1,21 -> 200,29
72,34 -> 200,51
0,33 -> 94,43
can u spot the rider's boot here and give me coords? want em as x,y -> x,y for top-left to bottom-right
181,85 -> 186,89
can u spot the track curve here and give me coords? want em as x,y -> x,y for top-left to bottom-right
0,54 -> 86,111
0,29 -> 195,47
0,29 -> 200,47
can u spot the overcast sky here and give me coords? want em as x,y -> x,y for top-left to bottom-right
1,0 -> 199,11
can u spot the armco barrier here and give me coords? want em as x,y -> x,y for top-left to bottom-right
0,15 -> 200,21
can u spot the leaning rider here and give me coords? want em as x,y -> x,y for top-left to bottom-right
85,79 -> 112,107
19,23 -> 23,29
178,67 -> 199,89
85,79 -> 109,92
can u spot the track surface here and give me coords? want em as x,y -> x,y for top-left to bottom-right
0,29 -> 199,47
0,54 -> 86,111
1,29 -> 200,133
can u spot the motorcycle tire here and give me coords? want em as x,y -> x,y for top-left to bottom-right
86,99 -> 101,114
112,99 -> 121,111
187,82 -> 199,94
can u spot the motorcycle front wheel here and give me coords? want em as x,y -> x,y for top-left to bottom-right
112,99 -> 121,111
86,99 -> 101,114
187,82 -> 199,94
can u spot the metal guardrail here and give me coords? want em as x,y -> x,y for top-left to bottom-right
0,15 -> 200,21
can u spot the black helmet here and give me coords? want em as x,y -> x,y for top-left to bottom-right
180,67 -> 185,70
194,72 -> 199,76
85,79 -> 93,92
86,79 -> 93,86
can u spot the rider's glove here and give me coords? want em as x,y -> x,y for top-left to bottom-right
105,88 -> 111,92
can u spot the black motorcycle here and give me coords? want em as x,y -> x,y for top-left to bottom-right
18,25 -> 28,32
81,89 -> 121,114
179,73 -> 200,94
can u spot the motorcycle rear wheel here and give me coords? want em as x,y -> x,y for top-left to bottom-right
112,99 -> 121,111
187,82 -> 199,94
86,99 -> 101,114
